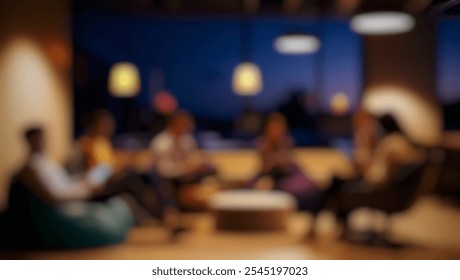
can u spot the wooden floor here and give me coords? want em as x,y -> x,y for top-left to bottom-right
2,208 -> 460,260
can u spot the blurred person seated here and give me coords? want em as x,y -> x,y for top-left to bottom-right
0,126 -> 137,249
150,110 -> 217,209
323,113 -> 428,240
352,107 -> 379,176
78,109 -> 125,172
362,113 -> 425,187
246,113 -> 325,212
78,109 -> 184,234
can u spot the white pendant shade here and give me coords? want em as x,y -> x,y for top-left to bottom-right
274,34 -> 321,54
232,62 -> 263,96
350,11 -> 415,35
108,62 -> 141,97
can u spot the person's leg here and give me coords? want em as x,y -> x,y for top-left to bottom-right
134,173 -> 188,237
143,169 -> 179,210
115,193 -> 152,225
333,184 -> 401,241
94,172 -> 162,219
308,177 -> 370,238
175,164 -> 218,185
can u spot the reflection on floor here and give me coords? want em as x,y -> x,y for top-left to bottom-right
2,199 -> 460,260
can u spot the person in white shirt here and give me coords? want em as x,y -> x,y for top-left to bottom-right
22,127 -> 100,204
150,110 -> 217,186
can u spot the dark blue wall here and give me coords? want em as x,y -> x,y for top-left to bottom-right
73,12 -> 362,122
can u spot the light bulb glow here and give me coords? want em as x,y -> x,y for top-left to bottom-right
350,12 -> 415,35
330,92 -> 350,115
274,34 -> 321,54
232,62 -> 263,96
108,62 -> 141,97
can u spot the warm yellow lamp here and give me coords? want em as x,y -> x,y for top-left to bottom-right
108,62 -> 141,97
232,62 -> 262,96
330,92 -> 350,115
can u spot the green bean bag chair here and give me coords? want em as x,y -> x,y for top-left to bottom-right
0,179 -> 134,249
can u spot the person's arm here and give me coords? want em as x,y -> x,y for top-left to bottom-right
364,135 -> 410,186
78,136 -> 95,169
256,138 -> 274,173
20,165 -> 94,206
364,151 -> 390,186
80,136 -> 123,173
182,135 -> 208,170
277,138 -> 295,173
156,155 -> 187,178
265,137 -> 295,172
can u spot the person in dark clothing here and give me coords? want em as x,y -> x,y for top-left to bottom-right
319,113 -> 427,239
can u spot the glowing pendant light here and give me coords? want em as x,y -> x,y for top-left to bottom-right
274,33 -> 321,55
350,11 -> 415,35
330,92 -> 350,116
233,0 -> 262,97
108,62 -> 141,97
232,62 -> 262,96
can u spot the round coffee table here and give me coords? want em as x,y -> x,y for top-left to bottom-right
209,190 -> 297,231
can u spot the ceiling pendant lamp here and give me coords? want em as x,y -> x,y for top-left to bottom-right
350,11 -> 415,35
232,62 -> 262,96
274,32 -> 321,55
232,0 -> 262,96
108,62 -> 141,97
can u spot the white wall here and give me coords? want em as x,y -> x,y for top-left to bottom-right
0,0 -> 71,210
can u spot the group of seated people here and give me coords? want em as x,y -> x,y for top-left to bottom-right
0,106 -> 429,248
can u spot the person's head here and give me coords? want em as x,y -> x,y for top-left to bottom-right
264,113 -> 288,141
85,109 -> 116,137
24,126 -> 44,153
167,110 -> 195,136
